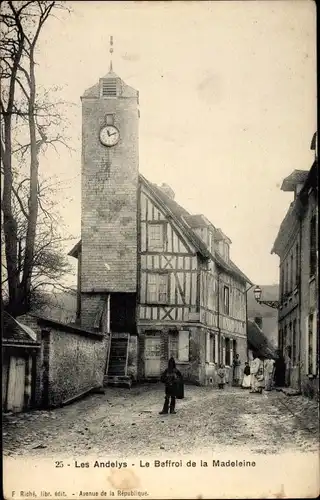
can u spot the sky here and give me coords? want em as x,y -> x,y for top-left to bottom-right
34,0 -> 317,288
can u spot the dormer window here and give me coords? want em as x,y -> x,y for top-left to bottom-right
102,78 -> 117,97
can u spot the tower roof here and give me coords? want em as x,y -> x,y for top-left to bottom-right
82,70 -> 138,99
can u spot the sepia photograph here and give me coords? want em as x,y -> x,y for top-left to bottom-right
1,1 -> 318,498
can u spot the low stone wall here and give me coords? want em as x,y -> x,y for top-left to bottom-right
19,315 -> 108,409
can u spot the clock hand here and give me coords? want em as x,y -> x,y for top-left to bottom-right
109,132 -> 118,136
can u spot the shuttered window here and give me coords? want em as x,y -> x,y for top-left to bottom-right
223,286 -> 230,315
148,224 -> 165,251
295,243 -> 300,286
169,330 -> 190,362
292,319 -> 297,364
147,273 -> 168,303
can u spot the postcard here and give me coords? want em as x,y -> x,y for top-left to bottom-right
2,1 -> 318,499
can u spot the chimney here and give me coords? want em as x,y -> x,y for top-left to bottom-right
159,183 -> 175,200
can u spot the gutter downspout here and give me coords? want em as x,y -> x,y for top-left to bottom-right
245,283 -> 254,361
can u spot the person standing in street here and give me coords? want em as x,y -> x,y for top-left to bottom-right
159,357 -> 183,415
250,354 -> 264,394
264,358 -> 275,391
232,354 -> 241,386
217,364 -> 226,389
274,350 -> 286,387
241,361 -> 251,389
284,347 -> 292,388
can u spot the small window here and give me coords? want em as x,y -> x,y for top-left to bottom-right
147,273 -> 168,303
224,243 -> 229,261
102,78 -> 117,97
169,330 -> 190,362
148,223 -> 165,251
106,114 -> 114,125
223,286 -> 230,315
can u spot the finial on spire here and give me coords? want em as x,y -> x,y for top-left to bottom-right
109,35 -> 114,72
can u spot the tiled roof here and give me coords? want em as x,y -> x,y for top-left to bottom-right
142,175 -> 252,284
2,312 -> 40,346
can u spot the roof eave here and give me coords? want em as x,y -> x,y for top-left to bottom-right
68,240 -> 81,258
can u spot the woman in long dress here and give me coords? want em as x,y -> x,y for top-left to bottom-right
250,355 -> 264,394
232,354 -> 241,386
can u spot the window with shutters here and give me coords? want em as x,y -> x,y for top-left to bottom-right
295,243 -> 300,286
285,261 -> 289,295
148,223 -> 165,251
310,215 -> 317,277
290,253 -> 294,292
147,273 -> 168,303
102,78 -> 117,96
292,319 -> 297,364
223,286 -> 230,315
169,330 -> 190,362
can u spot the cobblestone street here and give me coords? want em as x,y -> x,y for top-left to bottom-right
3,384 -> 319,459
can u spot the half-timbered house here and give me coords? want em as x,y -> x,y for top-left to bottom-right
69,64 -> 252,386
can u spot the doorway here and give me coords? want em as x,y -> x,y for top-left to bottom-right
144,332 -> 161,378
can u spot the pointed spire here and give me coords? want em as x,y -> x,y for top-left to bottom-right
109,35 -> 114,72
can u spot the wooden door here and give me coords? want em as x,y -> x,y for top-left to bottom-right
7,356 -> 26,413
145,334 -> 161,377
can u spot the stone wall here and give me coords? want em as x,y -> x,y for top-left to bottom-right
45,326 -> 108,407
81,81 -> 139,296
20,315 -> 109,409
300,190 -> 319,400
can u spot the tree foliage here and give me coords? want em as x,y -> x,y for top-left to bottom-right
0,1 -> 74,316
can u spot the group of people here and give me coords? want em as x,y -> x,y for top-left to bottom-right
240,352 -> 287,394
159,351 -> 287,414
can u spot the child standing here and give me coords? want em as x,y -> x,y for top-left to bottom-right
241,361 -> 251,389
217,364 -> 226,389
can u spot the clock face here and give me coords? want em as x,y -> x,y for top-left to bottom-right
99,125 -> 120,147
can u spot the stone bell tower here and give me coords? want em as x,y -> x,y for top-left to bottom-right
80,43 -> 139,329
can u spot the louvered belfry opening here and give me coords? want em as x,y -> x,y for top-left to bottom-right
102,78 -> 117,96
